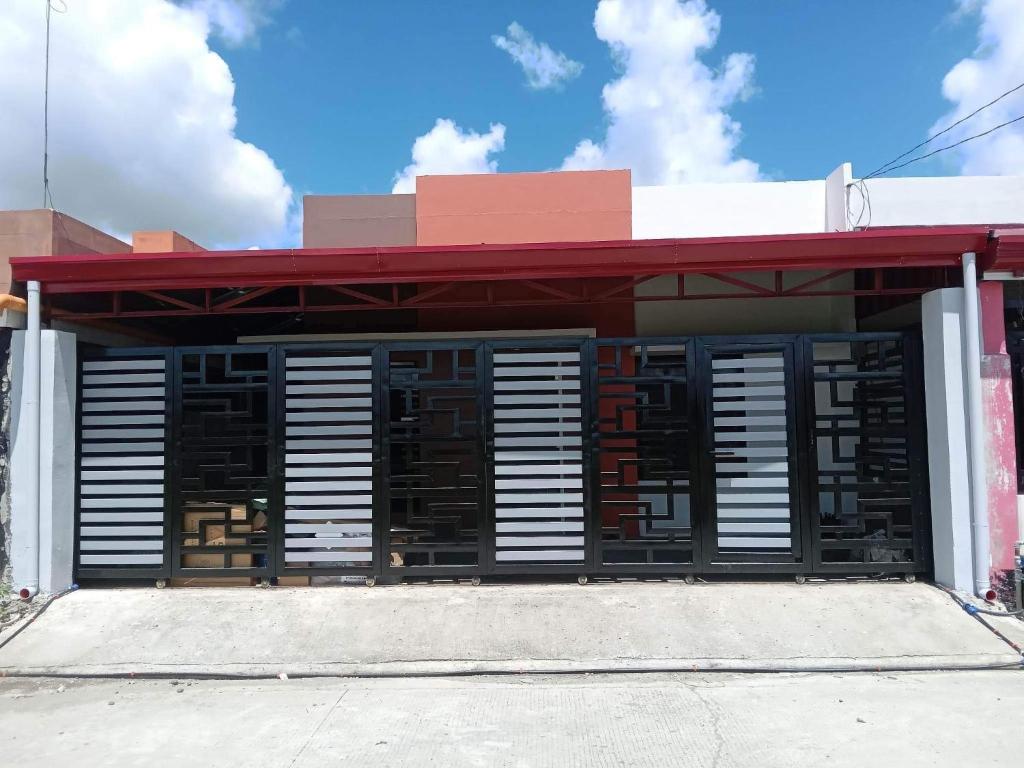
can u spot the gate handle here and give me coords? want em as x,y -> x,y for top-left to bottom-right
709,450 -> 736,458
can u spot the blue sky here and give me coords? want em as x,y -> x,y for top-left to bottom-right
218,1 -> 981,197
2,0 -> 1020,247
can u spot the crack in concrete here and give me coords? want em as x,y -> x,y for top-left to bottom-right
691,684 -> 726,768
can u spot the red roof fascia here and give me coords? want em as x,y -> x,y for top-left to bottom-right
11,226 -> 993,295
987,230 -> 1024,272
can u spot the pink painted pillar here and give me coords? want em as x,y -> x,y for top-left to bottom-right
978,281 -> 1019,598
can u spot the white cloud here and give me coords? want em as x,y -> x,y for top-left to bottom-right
933,0 -> 1024,175
186,0 -> 282,47
562,0 -> 759,184
493,22 -> 583,90
0,0 -> 293,248
391,119 -> 507,193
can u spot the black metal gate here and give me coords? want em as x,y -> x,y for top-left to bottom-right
75,333 -> 931,582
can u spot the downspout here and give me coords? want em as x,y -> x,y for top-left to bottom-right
17,280 -> 41,599
962,253 -> 993,598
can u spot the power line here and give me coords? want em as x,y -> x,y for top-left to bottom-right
865,113 -> 1024,179
42,0 -> 67,209
863,78 -> 1024,180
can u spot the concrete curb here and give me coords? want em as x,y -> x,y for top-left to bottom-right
2,653 -> 1021,679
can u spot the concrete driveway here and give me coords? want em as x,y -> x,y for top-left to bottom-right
0,581 -> 1020,676
1,670 -> 1022,767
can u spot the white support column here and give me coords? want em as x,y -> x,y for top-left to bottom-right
921,288 -> 974,591
38,330 -> 77,593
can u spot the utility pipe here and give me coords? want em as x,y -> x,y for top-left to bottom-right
17,281 -> 42,599
962,253 -> 993,598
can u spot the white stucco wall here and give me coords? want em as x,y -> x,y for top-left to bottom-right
632,180 -> 826,239
864,176 -> 1024,228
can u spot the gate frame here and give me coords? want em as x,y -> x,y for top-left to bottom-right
693,335 -> 810,575
74,345 -> 175,581
74,332 -> 932,582
169,344 -> 280,580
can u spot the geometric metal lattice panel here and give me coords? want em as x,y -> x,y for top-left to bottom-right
78,352 -> 169,571
386,346 -> 483,569
283,350 -> 374,569
492,345 -> 586,565
811,337 -> 916,566
176,349 -> 272,572
594,339 -> 694,567
707,349 -> 796,560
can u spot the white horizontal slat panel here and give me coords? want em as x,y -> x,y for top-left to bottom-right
286,383 -> 371,395
285,510 -> 372,521
83,359 -> 165,372
717,537 -> 792,549
496,521 -> 584,532
494,379 -> 581,391
494,352 -> 579,363
284,350 -> 374,569
285,369 -> 372,381
287,466 -> 372,477
81,441 -> 165,453
81,469 -> 163,481
285,551 -> 372,563
82,386 -> 165,399
496,507 -> 584,518
78,355 -> 168,571
82,373 -> 166,385
712,357 -> 785,369
286,452 -> 372,465
496,536 -> 585,547
80,526 -> 162,537
495,478 -> 581,489
494,347 -> 585,565
286,356 -> 371,368
496,550 -> 584,562
80,540 -> 163,550
80,554 -> 163,565
710,351 -> 794,558
286,438 -> 371,451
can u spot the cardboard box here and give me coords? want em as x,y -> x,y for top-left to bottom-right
275,576 -> 311,587
181,504 -> 258,569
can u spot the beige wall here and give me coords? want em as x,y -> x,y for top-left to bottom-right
634,272 -> 856,336
132,230 -> 204,253
303,194 -> 416,248
0,210 -> 129,293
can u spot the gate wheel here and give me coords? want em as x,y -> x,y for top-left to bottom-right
155,579 -> 167,589
365,577 -> 376,587
578,575 -> 588,585
795,575 -> 807,585
684,575 -> 696,585
471,577 -> 482,586
904,573 -> 917,584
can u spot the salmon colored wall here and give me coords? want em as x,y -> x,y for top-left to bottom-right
415,169 -> 632,246
0,210 -> 129,293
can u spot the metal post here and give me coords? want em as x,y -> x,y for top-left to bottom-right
18,281 -> 42,598
962,253 -> 992,597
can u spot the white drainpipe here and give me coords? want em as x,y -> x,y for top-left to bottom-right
18,280 -> 42,599
961,253 -> 993,598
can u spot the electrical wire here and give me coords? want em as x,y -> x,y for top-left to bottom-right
864,78 -> 1024,180
864,113 -> 1024,180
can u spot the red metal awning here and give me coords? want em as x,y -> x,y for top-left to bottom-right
10,225 -> 995,295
